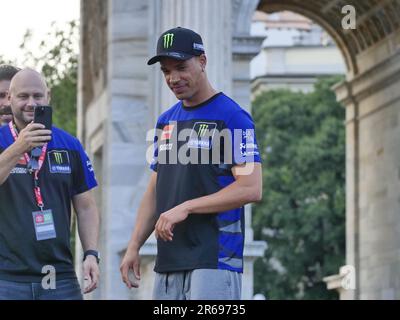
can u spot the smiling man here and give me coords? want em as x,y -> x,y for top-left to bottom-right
0,68 -> 100,300
121,27 -> 262,300
0,64 -> 20,126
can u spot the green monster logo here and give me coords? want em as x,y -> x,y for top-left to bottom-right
54,152 -> 63,164
163,33 -> 174,48
198,124 -> 209,137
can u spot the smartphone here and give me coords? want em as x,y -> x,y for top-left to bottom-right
34,106 -> 52,130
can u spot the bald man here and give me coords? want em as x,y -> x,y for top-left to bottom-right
0,64 -> 20,126
0,68 -> 100,300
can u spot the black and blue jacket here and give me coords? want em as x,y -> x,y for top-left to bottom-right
0,125 -> 97,282
151,92 -> 261,274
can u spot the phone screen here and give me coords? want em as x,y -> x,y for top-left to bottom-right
34,106 -> 52,130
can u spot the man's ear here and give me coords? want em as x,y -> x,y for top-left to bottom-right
47,90 -> 51,104
199,54 -> 207,71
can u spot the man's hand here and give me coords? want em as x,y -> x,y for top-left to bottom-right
120,249 -> 141,289
14,122 -> 51,154
155,203 -> 190,241
82,255 -> 100,294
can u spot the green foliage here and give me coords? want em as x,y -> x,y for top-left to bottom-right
252,76 -> 345,299
0,56 -> 13,65
19,21 -> 79,135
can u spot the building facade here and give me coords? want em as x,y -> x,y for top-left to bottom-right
251,11 -> 346,97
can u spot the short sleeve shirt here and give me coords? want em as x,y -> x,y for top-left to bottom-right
0,125 -> 97,282
151,93 -> 261,273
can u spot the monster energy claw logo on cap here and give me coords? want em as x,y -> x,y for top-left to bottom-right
163,33 -> 174,48
147,27 -> 205,65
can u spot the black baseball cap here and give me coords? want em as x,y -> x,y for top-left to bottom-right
147,27 -> 205,65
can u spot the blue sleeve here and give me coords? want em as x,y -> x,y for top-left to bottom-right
150,121 -> 162,172
0,126 -> 12,151
150,132 -> 159,172
226,110 -> 261,165
72,140 -> 98,195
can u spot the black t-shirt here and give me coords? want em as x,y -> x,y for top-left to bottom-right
151,93 -> 261,273
0,125 -> 97,282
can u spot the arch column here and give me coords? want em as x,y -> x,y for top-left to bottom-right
78,0 -> 153,299
333,50 -> 400,300
231,0 -> 267,299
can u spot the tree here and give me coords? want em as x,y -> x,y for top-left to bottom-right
0,56 -> 13,65
252,76 -> 345,299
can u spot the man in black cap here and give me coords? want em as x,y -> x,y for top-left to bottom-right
121,27 -> 262,300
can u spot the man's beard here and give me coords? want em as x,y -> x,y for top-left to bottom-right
0,106 -> 13,125
14,108 -> 34,127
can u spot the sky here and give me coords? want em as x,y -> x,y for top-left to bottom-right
0,0 -> 80,64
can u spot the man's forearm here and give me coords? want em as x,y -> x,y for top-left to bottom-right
185,180 -> 261,215
127,189 -> 158,252
77,206 -> 99,251
0,144 -> 24,185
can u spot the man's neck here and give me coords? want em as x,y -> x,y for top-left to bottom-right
13,119 -> 27,132
183,82 -> 217,107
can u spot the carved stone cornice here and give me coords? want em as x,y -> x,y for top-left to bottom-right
232,35 -> 265,59
334,51 -> 400,107
231,0 -> 260,35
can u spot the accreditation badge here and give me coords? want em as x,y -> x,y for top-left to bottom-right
32,210 -> 57,241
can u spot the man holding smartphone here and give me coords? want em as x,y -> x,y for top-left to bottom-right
0,64 -> 20,126
0,68 -> 100,300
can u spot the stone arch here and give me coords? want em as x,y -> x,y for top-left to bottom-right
256,0 -> 357,76
255,0 -> 400,79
